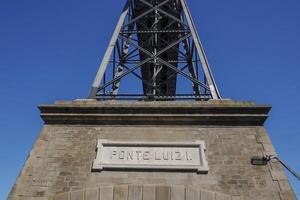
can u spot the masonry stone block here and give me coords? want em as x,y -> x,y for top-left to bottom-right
100,186 -> 113,200
215,193 -> 231,200
142,185 -> 156,200
170,186 -> 185,200
114,185 -> 129,200
54,193 -> 69,200
128,185 -> 142,200
185,188 -> 199,200
85,188 -> 99,200
270,170 -> 288,181
280,191 -> 298,200
156,186 -> 170,200
200,190 -> 215,200
231,197 -> 243,200
70,190 -> 84,200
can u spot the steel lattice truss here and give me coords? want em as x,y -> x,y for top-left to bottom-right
89,0 -> 221,101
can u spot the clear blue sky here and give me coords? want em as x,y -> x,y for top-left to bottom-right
0,0 -> 299,199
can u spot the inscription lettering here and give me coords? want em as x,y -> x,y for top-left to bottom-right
93,140 -> 209,173
143,151 -> 150,160
155,152 -> 161,160
109,149 -> 193,161
111,151 -> 117,159
175,151 -> 182,160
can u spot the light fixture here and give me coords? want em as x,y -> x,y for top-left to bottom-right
251,155 -> 300,181
251,155 -> 271,166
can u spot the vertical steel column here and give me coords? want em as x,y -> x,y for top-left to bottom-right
180,0 -> 221,99
89,1 -> 130,98
112,26 -> 135,95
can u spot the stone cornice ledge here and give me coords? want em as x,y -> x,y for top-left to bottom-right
39,99 -> 271,126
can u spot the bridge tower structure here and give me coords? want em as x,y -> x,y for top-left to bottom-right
89,0 -> 220,101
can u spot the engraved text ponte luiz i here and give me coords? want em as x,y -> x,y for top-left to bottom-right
93,140 -> 209,172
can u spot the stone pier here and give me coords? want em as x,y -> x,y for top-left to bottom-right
8,100 -> 296,200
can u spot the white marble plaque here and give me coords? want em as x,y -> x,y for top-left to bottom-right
92,140 -> 208,173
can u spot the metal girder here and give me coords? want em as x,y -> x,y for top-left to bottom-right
97,33 -> 191,92
123,0 -> 170,28
157,57 -> 210,90
182,37 -> 201,95
179,0 -> 221,99
89,0 -> 130,98
139,0 -> 188,28
111,23 -> 135,95
88,0 -> 221,100
119,33 -> 209,91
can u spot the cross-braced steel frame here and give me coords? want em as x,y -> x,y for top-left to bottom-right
89,0 -> 221,101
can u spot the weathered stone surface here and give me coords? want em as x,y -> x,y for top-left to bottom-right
38,100 -> 270,126
54,192 -> 69,200
215,193 -> 231,200
231,196 -> 243,200
270,170 -> 288,181
170,186 -> 185,200
114,185 -> 128,200
142,185 -> 156,200
85,188 -> 99,200
52,185 -> 244,200
70,190 -> 84,200
156,185 -> 170,200
100,186 -> 113,200
201,190 -> 215,200
8,100 -> 296,200
128,185 -> 142,200
185,188 -> 199,200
